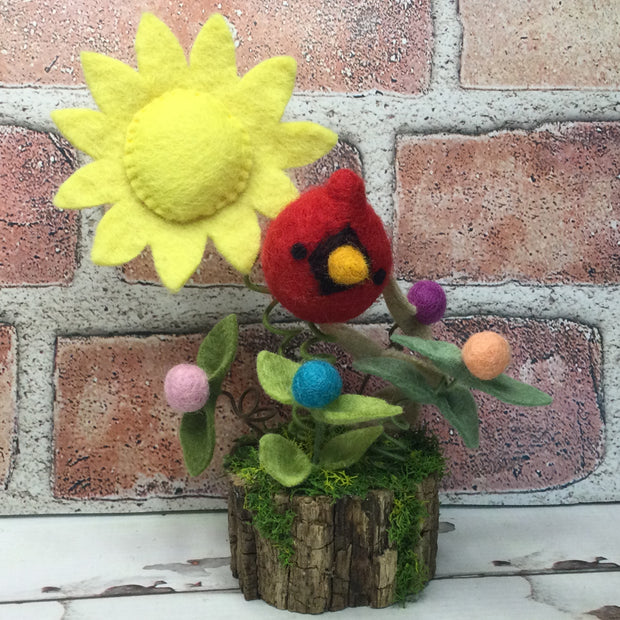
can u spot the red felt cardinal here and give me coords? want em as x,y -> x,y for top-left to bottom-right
261,169 -> 392,323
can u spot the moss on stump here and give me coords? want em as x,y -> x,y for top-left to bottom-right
228,474 -> 440,613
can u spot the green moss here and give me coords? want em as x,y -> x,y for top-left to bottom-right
225,428 -> 444,604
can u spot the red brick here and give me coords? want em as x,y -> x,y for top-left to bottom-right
0,325 -> 17,489
460,0 -> 620,89
121,140 -> 362,287
1,1 -> 431,93
0,127 -> 78,286
395,124 -> 620,284
423,317 -> 603,493
53,326 -> 290,499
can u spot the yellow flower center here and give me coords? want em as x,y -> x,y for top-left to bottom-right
124,89 -> 253,223
327,245 -> 369,285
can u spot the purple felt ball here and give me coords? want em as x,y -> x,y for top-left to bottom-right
407,280 -> 447,325
164,364 -> 210,413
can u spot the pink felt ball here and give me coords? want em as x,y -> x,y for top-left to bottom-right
407,280 -> 447,325
164,364 -> 210,413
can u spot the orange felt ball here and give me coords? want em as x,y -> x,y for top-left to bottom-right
462,331 -> 511,380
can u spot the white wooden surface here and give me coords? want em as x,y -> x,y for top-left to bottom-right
1,505 -> 619,619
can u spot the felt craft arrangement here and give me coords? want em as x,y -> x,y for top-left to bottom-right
51,12 -> 552,609
50,6 -> 552,483
51,8 -> 551,476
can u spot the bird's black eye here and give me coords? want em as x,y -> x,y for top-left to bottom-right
290,243 -> 307,260
372,269 -> 386,285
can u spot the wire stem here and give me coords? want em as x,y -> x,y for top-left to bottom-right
291,404 -> 312,431
381,432 -> 409,451
261,299 -> 303,354
299,336 -> 337,363
359,373 -> 372,395
371,446 -> 409,462
312,422 -> 326,465
243,274 -> 271,294
307,322 -> 338,342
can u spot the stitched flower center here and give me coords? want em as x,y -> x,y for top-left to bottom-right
124,89 -> 253,223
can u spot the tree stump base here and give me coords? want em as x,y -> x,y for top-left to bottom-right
228,475 -> 439,613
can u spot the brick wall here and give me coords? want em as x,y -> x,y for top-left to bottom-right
0,0 -> 618,514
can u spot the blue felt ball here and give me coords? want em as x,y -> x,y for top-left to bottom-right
292,360 -> 343,409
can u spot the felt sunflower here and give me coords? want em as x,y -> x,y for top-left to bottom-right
52,13 -> 337,291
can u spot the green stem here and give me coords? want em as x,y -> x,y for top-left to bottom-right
299,336 -> 337,364
382,276 -> 432,338
388,322 -> 399,339
261,299 -> 303,354
388,414 -> 412,431
243,274 -> 271,294
291,404 -> 312,431
312,422 -> 326,465
371,446 -> 409,462
307,322 -> 338,342
359,373 -> 371,395
381,432 -> 409,451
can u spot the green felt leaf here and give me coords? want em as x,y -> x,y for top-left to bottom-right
353,356 -> 438,404
392,334 -> 552,407
256,351 -> 300,405
311,394 -> 402,425
196,314 -> 238,389
466,373 -> 553,406
181,314 -> 238,477
259,433 -> 312,487
179,402 -> 216,476
437,386 -> 479,449
318,425 -> 384,470
391,334 -> 463,376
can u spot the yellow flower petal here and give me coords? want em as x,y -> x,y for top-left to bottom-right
272,121 -> 338,168
189,14 -> 238,92
53,15 -> 341,292
91,200 -> 148,265
246,164 -> 299,219
227,56 -> 297,128
51,109 -> 122,160
149,222 -> 209,292
54,159 -> 125,209
204,200 -> 261,273
81,52 -> 149,120
135,13 -> 188,94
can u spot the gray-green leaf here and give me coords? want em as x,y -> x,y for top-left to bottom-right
259,434 -> 313,487
318,426 -> 384,470
467,373 -> 553,406
391,334 -> 463,376
392,334 -> 552,407
311,394 -> 402,425
354,356 -> 438,404
437,386 -> 479,449
256,351 -> 300,405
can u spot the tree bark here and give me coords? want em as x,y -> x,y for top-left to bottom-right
228,475 -> 439,612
